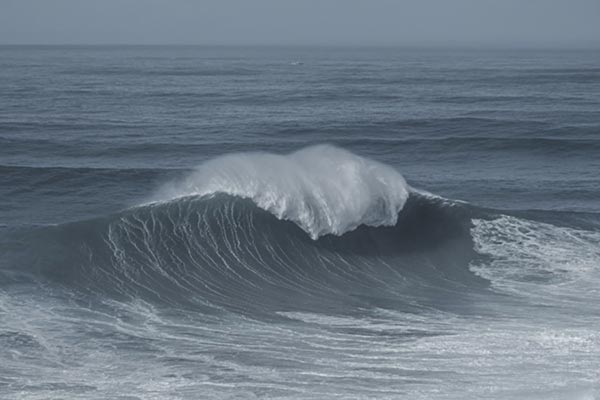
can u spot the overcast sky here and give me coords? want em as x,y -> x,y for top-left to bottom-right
1,0 -> 599,46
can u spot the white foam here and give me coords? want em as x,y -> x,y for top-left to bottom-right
471,215 -> 600,293
154,145 -> 410,239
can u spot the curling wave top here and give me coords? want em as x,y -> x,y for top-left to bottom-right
154,145 -> 410,239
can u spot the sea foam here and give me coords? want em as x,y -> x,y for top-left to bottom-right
155,145 -> 410,239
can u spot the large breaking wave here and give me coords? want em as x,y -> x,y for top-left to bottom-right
2,145 -> 598,316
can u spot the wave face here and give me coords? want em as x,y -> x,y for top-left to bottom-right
154,145 -> 410,239
5,191 -> 482,316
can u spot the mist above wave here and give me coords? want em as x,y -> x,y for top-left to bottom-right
154,145 -> 410,239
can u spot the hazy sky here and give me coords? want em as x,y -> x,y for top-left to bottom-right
1,0 -> 599,46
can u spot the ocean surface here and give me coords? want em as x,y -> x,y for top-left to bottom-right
1,45 -> 600,399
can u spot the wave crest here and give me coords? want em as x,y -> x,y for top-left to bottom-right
154,145 -> 410,239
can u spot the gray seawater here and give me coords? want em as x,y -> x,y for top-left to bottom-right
1,46 -> 600,399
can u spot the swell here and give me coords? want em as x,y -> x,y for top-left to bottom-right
336,136 -> 600,153
0,164 -> 181,186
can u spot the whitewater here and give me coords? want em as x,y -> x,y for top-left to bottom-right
154,145 -> 410,239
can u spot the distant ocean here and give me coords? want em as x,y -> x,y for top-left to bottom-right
1,46 -> 600,399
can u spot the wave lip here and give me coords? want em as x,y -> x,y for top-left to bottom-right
153,145 -> 410,239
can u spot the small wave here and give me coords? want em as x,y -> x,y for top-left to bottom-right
152,145 -> 410,239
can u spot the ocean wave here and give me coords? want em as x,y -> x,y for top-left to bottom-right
3,147 -> 598,316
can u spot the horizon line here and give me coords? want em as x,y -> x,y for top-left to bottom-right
1,42 -> 600,50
